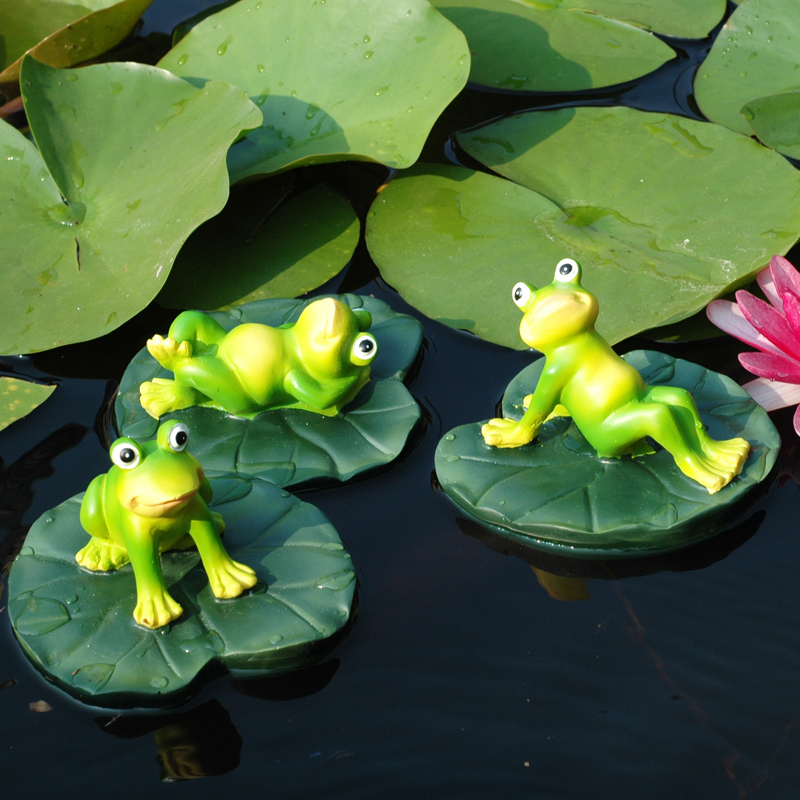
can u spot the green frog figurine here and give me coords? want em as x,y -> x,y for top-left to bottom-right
140,298 -> 378,419
76,419 -> 257,629
481,258 -> 750,494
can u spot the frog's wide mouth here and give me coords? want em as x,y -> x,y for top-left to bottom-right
131,488 -> 198,512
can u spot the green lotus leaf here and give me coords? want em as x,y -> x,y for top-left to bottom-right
695,0 -> 800,136
0,377 -> 55,431
157,0 -> 470,182
435,351 -> 779,557
430,0 -> 679,93
367,107 -> 800,348
0,0 -> 154,86
0,57 -> 261,355
742,91 -> 800,159
8,475 -> 357,707
115,295 -> 422,488
158,181 -> 359,310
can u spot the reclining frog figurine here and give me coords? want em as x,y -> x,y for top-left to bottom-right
140,298 -> 378,419
481,258 -> 750,494
76,419 -> 257,629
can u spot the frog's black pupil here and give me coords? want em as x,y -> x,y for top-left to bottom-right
175,431 -> 187,446
120,448 -> 136,463
514,287 -> 523,300
359,339 -> 374,353
559,263 -> 572,275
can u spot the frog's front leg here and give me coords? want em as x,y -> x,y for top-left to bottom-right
124,527 -> 184,629
188,516 -> 257,600
284,370 -> 352,415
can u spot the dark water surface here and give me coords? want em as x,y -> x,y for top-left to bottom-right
3,2 -> 800,798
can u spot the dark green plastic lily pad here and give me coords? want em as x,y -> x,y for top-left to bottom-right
116,295 -> 422,488
435,351 -> 779,558
8,475 -> 357,707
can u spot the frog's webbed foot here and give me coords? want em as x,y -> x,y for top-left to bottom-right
481,417 -> 537,449
676,438 -> 749,494
147,334 -> 192,370
701,437 -> 750,472
76,539 -> 130,571
140,377 -> 201,419
207,558 -> 258,599
134,588 -> 183,629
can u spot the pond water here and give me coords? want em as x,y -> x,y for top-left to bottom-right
3,2 -> 800,798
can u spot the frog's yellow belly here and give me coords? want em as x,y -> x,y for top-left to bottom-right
561,357 -> 645,427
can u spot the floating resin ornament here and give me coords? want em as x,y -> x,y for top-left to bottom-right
76,419 -> 256,629
436,259 -> 780,557
141,297 -> 377,419
117,295 -> 423,489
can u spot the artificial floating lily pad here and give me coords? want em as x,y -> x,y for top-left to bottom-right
367,106 -> 800,349
0,57 -> 261,355
157,0 -> 470,182
0,377 -> 55,431
0,0 -> 154,85
8,475 -> 357,707
435,351 -> 779,558
116,295 -> 422,488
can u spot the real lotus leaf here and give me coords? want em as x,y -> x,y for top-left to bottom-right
435,351 -> 779,557
367,106 -> 800,348
0,57 -> 262,355
116,295 -> 422,488
158,181 -> 359,310
431,0 -> 675,92
0,377 -> 55,432
8,476 -> 357,707
695,0 -> 800,137
157,0 -> 470,182
0,0 -> 155,85
742,91 -> 800,160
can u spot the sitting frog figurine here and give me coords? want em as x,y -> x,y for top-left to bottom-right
481,258 -> 750,494
76,419 -> 257,629
140,298 -> 378,419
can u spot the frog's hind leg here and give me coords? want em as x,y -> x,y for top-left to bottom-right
644,386 -> 749,482
598,401 -> 741,494
76,538 -> 130,571
168,310 -> 228,348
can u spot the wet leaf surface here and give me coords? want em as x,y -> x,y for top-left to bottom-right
0,378 -> 55,432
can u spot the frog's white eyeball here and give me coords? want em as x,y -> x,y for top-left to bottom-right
512,282 -> 531,309
555,258 -> 580,282
168,422 -> 190,452
352,333 -> 378,363
111,441 -> 141,470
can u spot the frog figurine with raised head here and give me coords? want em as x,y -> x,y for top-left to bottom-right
139,298 -> 378,420
481,258 -> 750,494
76,419 -> 257,629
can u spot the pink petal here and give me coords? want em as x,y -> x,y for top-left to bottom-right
736,290 -> 800,362
783,291 -> 800,339
739,350 -> 800,382
743,377 -> 800,411
770,254 -> 800,308
706,299 -> 784,356
757,266 -> 782,311
793,404 -> 800,437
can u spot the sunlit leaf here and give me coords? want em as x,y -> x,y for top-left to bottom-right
115,295 -> 423,488
435,351 -> 779,556
157,0 -> 470,182
367,107 -> 800,348
0,377 -> 55,431
0,57 -> 261,355
158,181 -> 359,310
0,0 -> 154,84
695,0 -> 800,136
431,0 -> 676,92
742,91 -> 800,160
9,476 -> 357,707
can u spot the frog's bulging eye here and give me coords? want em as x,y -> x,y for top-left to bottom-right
555,258 -> 580,282
168,422 -> 190,452
512,282 -> 531,309
111,441 -> 141,470
352,333 -> 378,363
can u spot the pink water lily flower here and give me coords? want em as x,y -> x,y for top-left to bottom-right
707,254 -> 800,435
